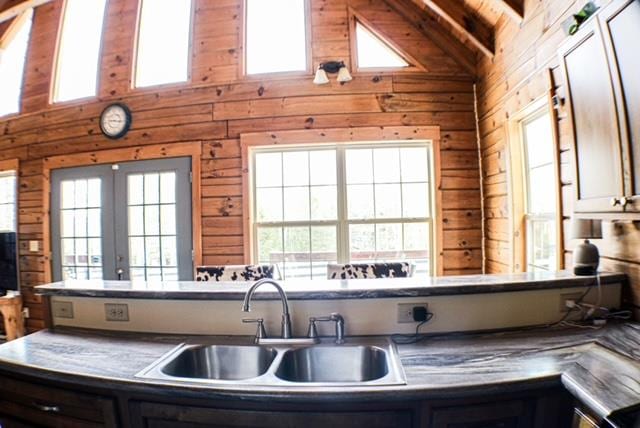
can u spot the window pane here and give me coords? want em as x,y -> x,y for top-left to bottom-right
283,187 -> 309,221
256,188 -> 283,222
282,152 -> 309,186
374,184 -> 402,218
135,0 -> 192,87
311,226 -> 337,279
310,150 -> 336,185
356,22 -> 408,69
128,175 -> 144,205
524,113 -> 554,168
527,219 -> 556,272
376,223 -> 402,254
246,0 -> 307,75
0,11 -> 32,116
347,184 -> 374,220
284,226 -> 310,279
255,153 -> 282,188
349,224 -> 375,261
528,165 -> 555,214
401,148 -> 429,182
402,183 -> 429,218
257,227 -> 283,265
373,148 -> 400,183
310,186 -> 337,221
54,0 -> 107,102
346,149 -> 373,184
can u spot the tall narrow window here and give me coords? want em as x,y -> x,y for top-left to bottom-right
510,101 -> 560,273
0,171 -> 17,232
53,0 -> 107,102
252,144 -> 433,279
135,0 -> 192,88
245,0 -> 308,75
355,21 -> 408,69
0,10 -> 33,117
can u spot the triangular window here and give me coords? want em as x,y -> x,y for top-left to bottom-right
355,21 -> 409,69
0,10 -> 33,117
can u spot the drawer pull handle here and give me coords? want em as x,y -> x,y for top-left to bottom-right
33,402 -> 61,413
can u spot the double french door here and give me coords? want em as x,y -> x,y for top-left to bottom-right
51,158 -> 193,281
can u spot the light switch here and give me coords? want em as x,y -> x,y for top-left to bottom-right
29,241 -> 39,252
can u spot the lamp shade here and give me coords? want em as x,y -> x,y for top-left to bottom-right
336,65 -> 353,83
313,67 -> 330,85
570,219 -> 602,239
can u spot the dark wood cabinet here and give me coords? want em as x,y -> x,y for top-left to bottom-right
0,376 -> 119,428
599,0 -> 640,212
429,399 -> 532,428
560,0 -> 640,214
130,401 -> 414,428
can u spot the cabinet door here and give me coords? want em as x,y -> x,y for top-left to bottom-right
430,399 -> 532,428
131,401 -> 414,428
600,0 -> 640,212
559,19 -> 625,213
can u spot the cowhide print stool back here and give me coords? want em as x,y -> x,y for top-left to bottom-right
195,265 -> 281,282
327,262 -> 415,280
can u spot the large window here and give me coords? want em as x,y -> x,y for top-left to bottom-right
135,0 -> 193,88
0,171 -> 17,232
53,0 -> 107,102
245,0 -> 308,75
0,10 -> 33,117
252,143 -> 434,279
509,100 -> 560,273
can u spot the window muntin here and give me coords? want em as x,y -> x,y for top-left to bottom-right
522,111 -> 557,272
0,11 -> 33,117
245,0 -> 308,75
0,172 -> 17,232
355,22 -> 408,69
53,0 -> 107,102
253,144 -> 433,279
135,0 -> 193,88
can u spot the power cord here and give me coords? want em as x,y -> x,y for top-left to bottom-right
391,312 -> 434,344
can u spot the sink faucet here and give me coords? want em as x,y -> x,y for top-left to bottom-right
242,279 -> 292,339
307,313 -> 345,344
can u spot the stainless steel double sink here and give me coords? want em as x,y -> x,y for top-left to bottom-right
136,338 -> 406,387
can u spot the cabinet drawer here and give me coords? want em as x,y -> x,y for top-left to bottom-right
0,376 -> 118,427
430,400 -> 530,428
131,401 -> 413,428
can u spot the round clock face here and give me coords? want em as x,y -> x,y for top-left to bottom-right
100,104 -> 131,139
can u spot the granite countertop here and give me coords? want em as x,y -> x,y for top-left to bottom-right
34,271 -> 626,300
0,323 -> 638,420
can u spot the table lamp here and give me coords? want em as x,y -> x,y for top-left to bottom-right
571,219 -> 602,275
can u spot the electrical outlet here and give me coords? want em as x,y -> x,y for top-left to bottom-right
22,307 -> 30,319
560,292 -> 584,312
105,303 -> 129,322
52,301 -> 73,319
397,303 -> 429,323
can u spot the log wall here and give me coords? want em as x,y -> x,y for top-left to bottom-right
476,0 -> 640,314
0,0 -> 482,331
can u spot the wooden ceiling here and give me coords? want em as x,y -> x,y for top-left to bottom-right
0,0 -> 524,60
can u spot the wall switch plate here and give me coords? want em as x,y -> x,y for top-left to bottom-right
52,301 -> 74,319
397,303 -> 429,323
29,241 -> 39,252
105,303 -> 129,322
560,292 -> 584,312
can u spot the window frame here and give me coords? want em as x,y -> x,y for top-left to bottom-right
0,9 -> 33,118
0,159 -> 19,234
241,128 -> 443,278
508,96 -> 564,272
50,0 -> 109,105
132,0 -> 196,90
241,0 -> 313,79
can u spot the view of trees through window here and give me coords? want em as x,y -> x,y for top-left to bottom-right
253,144 -> 433,280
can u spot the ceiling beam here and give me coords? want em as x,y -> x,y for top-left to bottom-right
385,0 -> 477,76
496,0 -> 524,23
421,0 -> 494,58
0,0 -> 51,24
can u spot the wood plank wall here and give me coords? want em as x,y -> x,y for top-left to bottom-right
476,0 -> 640,314
0,0 -> 482,331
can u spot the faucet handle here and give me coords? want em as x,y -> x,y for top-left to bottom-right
308,313 -> 345,344
242,318 -> 267,343
307,317 -> 319,339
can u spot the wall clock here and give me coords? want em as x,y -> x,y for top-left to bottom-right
100,103 -> 132,139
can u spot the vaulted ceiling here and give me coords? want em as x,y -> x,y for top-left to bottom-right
0,0 -> 524,60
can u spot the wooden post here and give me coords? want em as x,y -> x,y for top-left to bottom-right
0,295 -> 25,341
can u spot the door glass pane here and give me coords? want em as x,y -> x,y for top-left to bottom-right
59,178 -> 103,280
128,171 -> 178,281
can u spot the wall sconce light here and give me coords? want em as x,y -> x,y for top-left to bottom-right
314,61 -> 352,85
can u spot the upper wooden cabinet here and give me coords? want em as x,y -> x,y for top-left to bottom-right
559,0 -> 640,214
